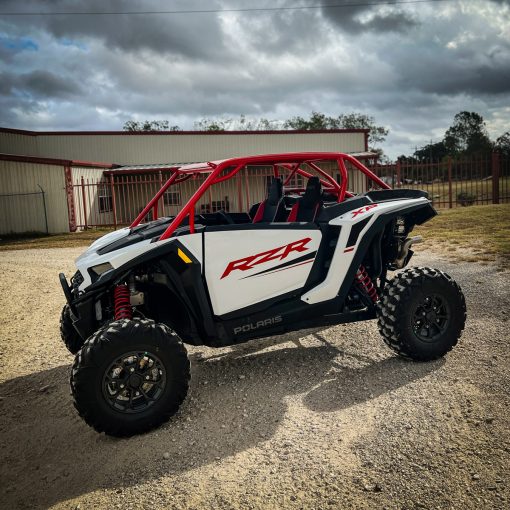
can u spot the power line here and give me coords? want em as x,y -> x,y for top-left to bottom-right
0,0 -> 455,17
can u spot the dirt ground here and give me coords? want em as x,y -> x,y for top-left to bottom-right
0,247 -> 508,510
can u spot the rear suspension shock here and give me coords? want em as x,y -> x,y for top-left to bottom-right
114,284 -> 133,320
355,265 -> 379,303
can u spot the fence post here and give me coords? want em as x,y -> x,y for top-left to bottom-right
396,160 -> 401,188
64,165 -> 77,232
492,152 -> 500,205
447,157 -> 453,208
109,174 -> 118,228
81,176 -> 88,229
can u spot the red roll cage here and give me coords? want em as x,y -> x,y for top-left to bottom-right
130,152 -> 390,241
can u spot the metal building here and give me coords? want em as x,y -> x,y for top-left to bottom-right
0,128 -> 368,164
0,154 -> 112,234
0,128 -> 373,234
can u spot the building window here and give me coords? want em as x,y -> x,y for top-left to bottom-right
164,190 -> 181,206
98,185 -> 113,213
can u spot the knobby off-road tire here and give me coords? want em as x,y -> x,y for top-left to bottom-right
377,267 -> 466,361
60,304 -> 85,355
71,318 -> 190,437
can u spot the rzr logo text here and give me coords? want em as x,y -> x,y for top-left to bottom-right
221,238 -> 312,279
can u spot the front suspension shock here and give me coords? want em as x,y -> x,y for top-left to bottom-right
355,265 -> 379,303
114,284 -> 132,320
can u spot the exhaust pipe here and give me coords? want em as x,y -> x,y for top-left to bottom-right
395,236 -> 423,269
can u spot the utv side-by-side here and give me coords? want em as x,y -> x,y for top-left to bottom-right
60,152 -> 466,436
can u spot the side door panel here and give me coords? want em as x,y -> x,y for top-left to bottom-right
204,227 -> 322,316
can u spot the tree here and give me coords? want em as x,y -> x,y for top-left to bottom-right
194,115 -> 281,131
495,131 -> 510,156
338,113 -> 388,147
123,120 -> 180,131
283,111 -> 388,151
397,154 -> 419,164
413,140 -> 449,162
443,111 -> 493,156
283,111 -> 341,130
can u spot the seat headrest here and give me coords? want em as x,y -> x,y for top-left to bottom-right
267,177 -> 283,205
301,177 -> 322,206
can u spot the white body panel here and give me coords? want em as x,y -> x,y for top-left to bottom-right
204,229 -> 322,316
75,230 -> 203,292
301,197 -> 429,305
177,234 -> 203,262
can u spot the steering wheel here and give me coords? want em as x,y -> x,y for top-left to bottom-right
216,210 -> 235,225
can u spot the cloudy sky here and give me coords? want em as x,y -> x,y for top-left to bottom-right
0,0 -> 509,158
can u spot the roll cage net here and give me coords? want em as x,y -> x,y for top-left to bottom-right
130,152 -> 390,241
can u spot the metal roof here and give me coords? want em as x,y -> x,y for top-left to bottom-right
107,152 -> 378,175
109,163 -> 189,172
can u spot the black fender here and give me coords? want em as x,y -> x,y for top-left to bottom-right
336,201 -> 436,305
70,238 -> 216,344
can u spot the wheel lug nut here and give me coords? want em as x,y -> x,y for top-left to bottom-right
130,367 -> 135,372
135,391 -> 140,396
145,376 -> 150,380
120,384 -> 124,388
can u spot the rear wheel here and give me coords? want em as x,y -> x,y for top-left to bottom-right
377,267 -> 466,361
60,304 -> 84,355
71,318 -> 190,436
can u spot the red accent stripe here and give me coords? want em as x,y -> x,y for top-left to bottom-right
252,258 -> 314,277
252,201 -> 266,223
344,247 -> 355,253
287,202 -> 299,222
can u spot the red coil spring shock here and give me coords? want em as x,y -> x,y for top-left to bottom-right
355,265 -> 379,303
114,284 -> 132,320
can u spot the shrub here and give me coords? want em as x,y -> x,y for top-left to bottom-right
457,191 -> 476,206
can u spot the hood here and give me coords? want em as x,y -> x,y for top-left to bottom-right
76,228 -> 130,264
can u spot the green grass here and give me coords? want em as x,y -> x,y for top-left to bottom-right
0,229 -> 115,251
414,203 -> 510,268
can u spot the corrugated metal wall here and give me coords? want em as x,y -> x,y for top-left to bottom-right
0,131 -> 39,156
0,160 -> 69,234
0,131 -> 366,165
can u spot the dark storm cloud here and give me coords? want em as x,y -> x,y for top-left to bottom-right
0,0 -> 228,60
380,16 -> 510,97
320,0 -> 418,33
0,0 -> 509,157
0,69 -> 81,98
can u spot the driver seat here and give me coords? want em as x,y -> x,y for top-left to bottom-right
287,177 -> 322,222
251,178 -> 285,223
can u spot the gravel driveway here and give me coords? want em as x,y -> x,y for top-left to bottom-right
0,247 -> 508,510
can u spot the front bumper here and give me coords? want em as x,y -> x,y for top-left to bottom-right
59,272 -> 74,308
58,272 -> 97,340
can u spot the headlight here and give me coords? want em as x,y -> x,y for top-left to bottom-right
90,262 -> 113,276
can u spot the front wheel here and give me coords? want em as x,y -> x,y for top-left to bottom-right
71,319 -> 190,436
377,267 -> 466,361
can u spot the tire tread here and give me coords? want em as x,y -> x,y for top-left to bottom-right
377,266 -> 466,361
